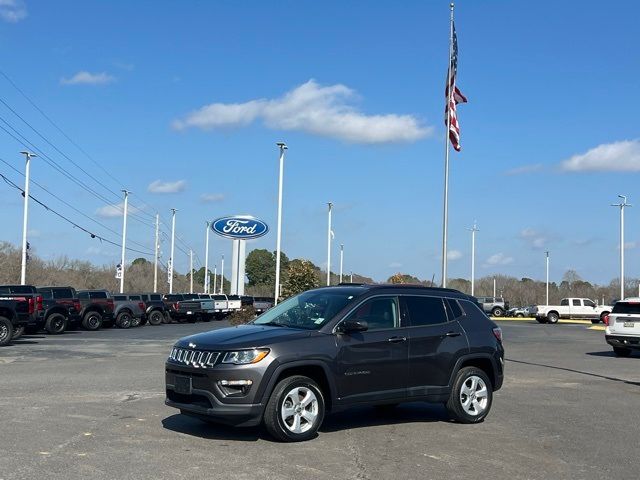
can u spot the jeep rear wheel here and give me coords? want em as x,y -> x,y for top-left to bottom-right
0,316 -> 14,346
148,310 -> 163,326
116,312 -> 132,329
264,375 -> 325,442
446,367 -> 493,423
491,307 -> 504,317
45,313 -> 67,334
82,312 -> 102,331
613,347 -> 632,357
12,325 -> 25,340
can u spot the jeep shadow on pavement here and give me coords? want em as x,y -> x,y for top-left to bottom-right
165,284 -> 504,442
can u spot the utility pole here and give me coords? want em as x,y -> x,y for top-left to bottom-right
19,151 -> 37,285
204,221 -> 211,293
493,277 -> 497,298
169,208 -> 177,294
612,195 -> 631,300
327,202 -> 333,286
350,271 -> 353,283
153,214 -> 159,293
118,190 -> 129,293
339,244 -> 344,284
545,251 -> 550,306
189,249 -> 193,294
274,142 -> 287,305
220,254 -> 225,294
213,265 -> 217,295
467,221 -> 479,296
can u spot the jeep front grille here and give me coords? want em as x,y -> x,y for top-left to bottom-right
168,348 -> 219,368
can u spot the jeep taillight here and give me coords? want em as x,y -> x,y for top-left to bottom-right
28,296 -> 35,314
36,295 -> 43,311
492,327 -> 503,342
603,315 -> 610,326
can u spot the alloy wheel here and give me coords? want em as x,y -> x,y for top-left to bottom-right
280,386 -> 319,434
459,375 -> 489,416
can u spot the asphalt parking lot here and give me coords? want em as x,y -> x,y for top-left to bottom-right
1,320 -> 639,480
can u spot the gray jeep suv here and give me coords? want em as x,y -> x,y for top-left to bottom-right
165,284 -> 504,442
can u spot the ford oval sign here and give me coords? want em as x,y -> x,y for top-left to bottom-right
211,216 -> 269,240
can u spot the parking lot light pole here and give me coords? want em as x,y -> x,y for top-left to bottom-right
493,277 -> 497,298
169,208 -> 177,294
545,251 -> 550,306
274,142 -> 288,305
327,202 -> 333,286
153,214 -> 159,293
189,249 -> 193,294
204,221 -> 211,293
611,195 -> 631,300
339,244 -> 344,284
19,151 -> 37,285
467,222 -> 479,296
213,265 -> 217,294
220,254 -> 225,294
119,190 -> 129,294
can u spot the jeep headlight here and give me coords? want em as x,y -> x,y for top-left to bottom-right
221,349 -> 270,365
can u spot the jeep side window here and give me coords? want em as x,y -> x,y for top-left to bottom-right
347,297 -> 398,331
560,299 -> 569,306
404,296 -> 449,326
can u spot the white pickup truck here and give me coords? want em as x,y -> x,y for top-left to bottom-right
534,298 -> 611,324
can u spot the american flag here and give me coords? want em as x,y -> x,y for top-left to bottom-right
445,22 -> 467,152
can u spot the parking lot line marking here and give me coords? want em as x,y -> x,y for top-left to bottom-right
588,325 -> 606,331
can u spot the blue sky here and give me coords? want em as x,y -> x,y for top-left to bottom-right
0,0 -> 638,285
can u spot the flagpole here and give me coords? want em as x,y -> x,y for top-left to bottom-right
441,2 -> 455,288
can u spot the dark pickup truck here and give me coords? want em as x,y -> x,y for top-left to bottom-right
36,286 -> 83,334
138,293 -> 168,325
0,296 -> 31,346
0,285 -> 44,337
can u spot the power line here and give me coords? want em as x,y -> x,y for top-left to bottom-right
0,171 -> 153,256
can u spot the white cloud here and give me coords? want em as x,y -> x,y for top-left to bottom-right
147,180 -> 187,194
388,262 -> 403,268
447,250 -> 462,261
173,79 -> 432,144
484,253 -> 514,267
200,193 -> 225,203
505,163 -> 543,176
0,0 -> 27,22
95,202 -> 143,218
560,140 -> 640,172
61,71 -> 116,86
519,228 -> 548,249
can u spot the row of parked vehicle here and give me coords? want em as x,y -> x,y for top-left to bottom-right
0,283 -> 274,347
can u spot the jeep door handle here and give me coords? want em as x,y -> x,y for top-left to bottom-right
445,331 -> 461,337
387,336 -> 407,343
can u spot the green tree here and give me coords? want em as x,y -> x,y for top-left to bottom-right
282,259 -> 319,298
387,273 -> 422,284
131,257 -> 149,266
245,249 -> 289,287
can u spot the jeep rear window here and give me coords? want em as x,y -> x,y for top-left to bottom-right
612,302 -> 640,314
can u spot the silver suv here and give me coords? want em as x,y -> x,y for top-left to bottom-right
605,298 -> 640,357
476,297 -> 509,317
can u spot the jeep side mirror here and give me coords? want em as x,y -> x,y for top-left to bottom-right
339,319 -> 368,333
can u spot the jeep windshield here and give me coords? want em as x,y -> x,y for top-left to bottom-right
253,288 -> 364,330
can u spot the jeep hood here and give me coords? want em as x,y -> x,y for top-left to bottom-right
175,324 -> 312,350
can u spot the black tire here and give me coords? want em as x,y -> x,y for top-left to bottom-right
491,307 -> 504,317
516,313 -> 524,318
613,347 -> 632,357
547,312 -> 559,324
130,315 -> 142,328
536,318 -> 547,324
82,311 -> 103,331
0,316 -> 14,346
446,366 -> 493,424
162,313 -> 171,324
263,375 -> 325,442
116,311 -> 132,329
12,325 -> 25,340
45,313 -> 67,334
148,310 -> 163,326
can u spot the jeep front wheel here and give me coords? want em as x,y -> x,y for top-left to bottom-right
264,375 -> 325,442
0,316 -> 14,346
446,367 -> 493,423
491,307 -> 504,317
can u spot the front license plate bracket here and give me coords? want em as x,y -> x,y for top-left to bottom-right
174,375 -> 192,394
